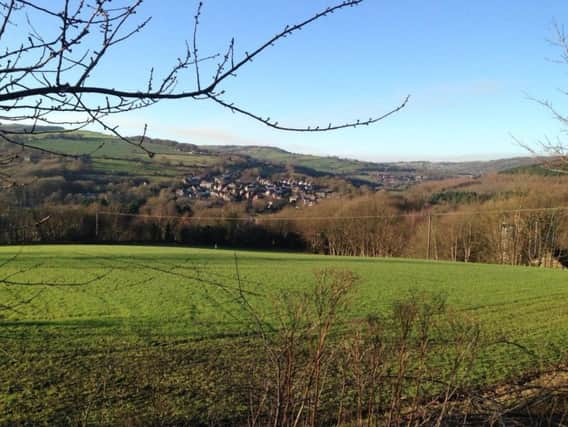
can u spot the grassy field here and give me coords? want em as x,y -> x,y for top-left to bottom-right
19,132 -> 225,179
2,244 -> 567,362
1,245 -> 567,423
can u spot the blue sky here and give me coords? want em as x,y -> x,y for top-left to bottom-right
32,1 -> 568,161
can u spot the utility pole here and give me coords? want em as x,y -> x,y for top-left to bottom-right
95,211 -> 99,239
426,213 -> 432,260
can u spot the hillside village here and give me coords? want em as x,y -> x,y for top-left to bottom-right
175,171 -> 476,206
372,172 -> 431,189
370,172 -> 481,189
176,174 -> 333,208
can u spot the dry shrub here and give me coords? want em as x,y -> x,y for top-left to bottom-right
241,271 -> 487,427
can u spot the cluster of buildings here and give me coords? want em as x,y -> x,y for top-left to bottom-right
372,173 -> 421,189
372,173 -> 448,189
175,174 -> 332,207
372,172 -> 481,190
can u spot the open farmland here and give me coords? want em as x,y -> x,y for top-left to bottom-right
1,245 -> 568,424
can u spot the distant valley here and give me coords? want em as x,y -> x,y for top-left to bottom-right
2,127 -> 540,191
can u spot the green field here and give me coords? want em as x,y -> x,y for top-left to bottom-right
15,131 -> 224,179
1,245 -> 567,423
2,245 -> 567,360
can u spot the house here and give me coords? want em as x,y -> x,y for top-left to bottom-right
200,180 -> 213,189
184,176 -> 201,186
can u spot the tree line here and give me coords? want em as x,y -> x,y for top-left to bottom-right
3,174 -> 568,267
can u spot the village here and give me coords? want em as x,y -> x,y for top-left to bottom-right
175,173 -> 333,208
370,172 -> 471,189
372,173 -> 427,189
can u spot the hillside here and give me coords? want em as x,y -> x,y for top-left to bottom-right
207,144 -> 410,175
2,128 -> 541,194
398,157 -> 539,175
208,144 -> 538,178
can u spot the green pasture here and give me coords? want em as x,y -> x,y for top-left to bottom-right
23,132 -> 173,158
1,245 -> 567,423
23,134 -> 223,178
1,245 -> 567,355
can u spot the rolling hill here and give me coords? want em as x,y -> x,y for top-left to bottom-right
3,127 -> 540,187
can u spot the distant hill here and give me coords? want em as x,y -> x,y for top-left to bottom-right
206,145 -> 411,178
0,123 -> 65,133
208,144 -> 539,178
4,129 -> 541,187
397,157 -> 540,176
502,158 -> 568,176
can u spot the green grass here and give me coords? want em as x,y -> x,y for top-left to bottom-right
20,131 -> 223,178
1,245 -> 567,423
23,132 -> 175,158
1,245 -> 567,352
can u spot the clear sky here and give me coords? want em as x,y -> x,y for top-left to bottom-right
42,1 -> 568,161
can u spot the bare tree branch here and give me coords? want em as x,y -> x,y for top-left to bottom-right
0,0 -> 407,162
209,93 -> 410,132
524,22 -> 568,173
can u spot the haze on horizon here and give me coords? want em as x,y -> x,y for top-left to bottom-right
59,1 -> 568,162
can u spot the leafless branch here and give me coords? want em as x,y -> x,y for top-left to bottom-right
209,93 -> 410,132
523,23 -> 568,172
0,0 -> 407,164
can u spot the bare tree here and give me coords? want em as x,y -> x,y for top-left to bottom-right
0,0 -> 408,168
520,22 -> 568,173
